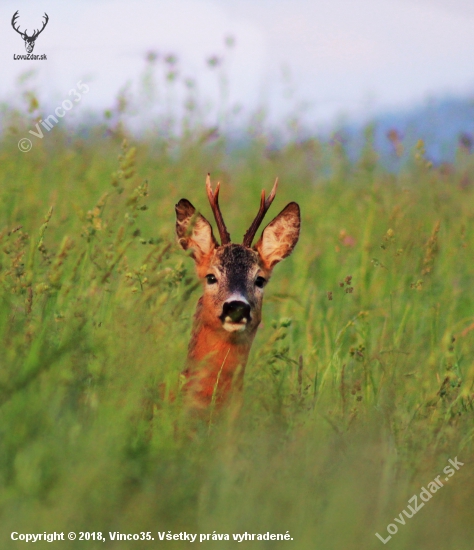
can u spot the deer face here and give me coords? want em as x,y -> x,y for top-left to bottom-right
198,244 -> 264,335
175,177 -> 300,339
25,39 -> 35,54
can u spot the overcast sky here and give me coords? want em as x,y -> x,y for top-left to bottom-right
2,0 -> 474,126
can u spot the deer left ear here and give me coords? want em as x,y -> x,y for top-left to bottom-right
175,199 -> 218,263
254,202 -> 300,269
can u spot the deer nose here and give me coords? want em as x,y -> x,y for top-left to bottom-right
220,301 -> 251,324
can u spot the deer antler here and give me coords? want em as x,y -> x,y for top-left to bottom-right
30,13 -> 49,40
242,178 -> 278,247
11,11 -> 49,40
206,173 -> 231,245
11,11 -> 26,38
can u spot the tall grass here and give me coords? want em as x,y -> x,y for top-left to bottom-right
0,70 -> 473,550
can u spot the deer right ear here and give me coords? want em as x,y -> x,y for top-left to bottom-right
254,202 -> 300,270
175,199 -> 218,263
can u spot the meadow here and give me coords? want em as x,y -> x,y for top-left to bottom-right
0,72 -> 474,549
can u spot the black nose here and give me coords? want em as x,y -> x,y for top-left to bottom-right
220,301 -> 251,323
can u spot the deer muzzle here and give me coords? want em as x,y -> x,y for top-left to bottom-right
220,300 -> 251,332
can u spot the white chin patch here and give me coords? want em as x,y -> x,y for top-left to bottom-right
223,317 -> 248,333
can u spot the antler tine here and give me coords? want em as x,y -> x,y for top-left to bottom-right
11,11 -> 23,36
206,173 -> 231,245
32,13 -> 49,39
242,178 -> 278,247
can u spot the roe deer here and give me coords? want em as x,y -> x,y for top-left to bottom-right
175,175 -> 300,409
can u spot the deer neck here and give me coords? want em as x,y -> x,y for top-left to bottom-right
183,298 -> 257,406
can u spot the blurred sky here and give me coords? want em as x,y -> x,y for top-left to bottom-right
2,0 -> 474,126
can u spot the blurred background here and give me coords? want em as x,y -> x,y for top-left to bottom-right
2,0 -> 474,162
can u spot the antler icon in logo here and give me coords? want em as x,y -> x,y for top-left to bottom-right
11,11 -> 49,54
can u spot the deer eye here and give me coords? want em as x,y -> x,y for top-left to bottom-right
206,274 -> 217,285
255,276 -> 266,288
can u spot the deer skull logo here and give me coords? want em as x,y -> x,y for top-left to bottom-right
11,11 -> 49,54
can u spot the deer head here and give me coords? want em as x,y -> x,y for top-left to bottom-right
175,175 -> 300,407
11,11 -> 49,54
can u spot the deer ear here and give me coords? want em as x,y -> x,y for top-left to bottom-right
175,199 -> 218,263
254,202 -> 300,269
